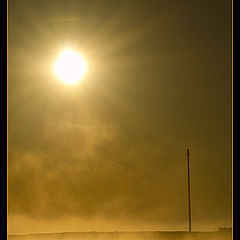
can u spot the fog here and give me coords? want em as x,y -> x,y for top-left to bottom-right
8,0 -> 231,235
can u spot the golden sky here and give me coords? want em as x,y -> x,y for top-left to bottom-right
8,0 -> 231,234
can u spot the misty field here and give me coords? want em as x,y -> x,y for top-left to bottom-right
8,231 -> 232,240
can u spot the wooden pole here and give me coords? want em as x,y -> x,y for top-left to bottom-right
187,148 -> 192,232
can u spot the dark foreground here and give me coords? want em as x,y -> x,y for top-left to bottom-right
8,231 -> 232,240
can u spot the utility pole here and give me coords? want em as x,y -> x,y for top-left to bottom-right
186,148 -> 192,232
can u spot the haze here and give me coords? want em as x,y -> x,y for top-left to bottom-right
8,0 -> 231,235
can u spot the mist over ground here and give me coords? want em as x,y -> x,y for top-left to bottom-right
8,231 -> 232,240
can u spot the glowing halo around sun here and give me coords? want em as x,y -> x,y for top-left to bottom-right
54,49 -> 87,85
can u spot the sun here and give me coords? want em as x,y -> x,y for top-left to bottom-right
54,49 -> 87,85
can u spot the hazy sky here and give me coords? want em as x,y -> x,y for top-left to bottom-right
8,0 -> 231,234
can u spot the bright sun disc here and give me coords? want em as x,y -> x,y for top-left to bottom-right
54,49 -> 87,84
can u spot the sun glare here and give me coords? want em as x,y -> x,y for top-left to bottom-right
54,49 -> 87,85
